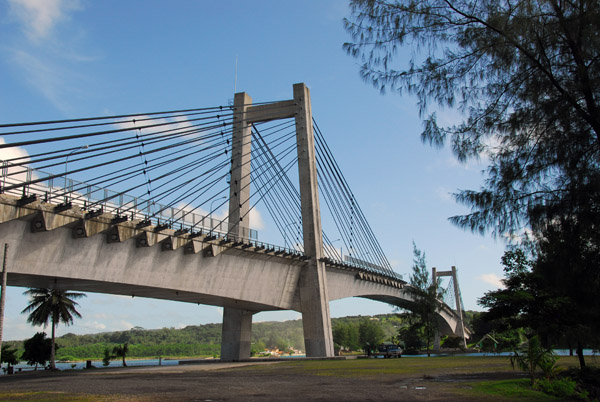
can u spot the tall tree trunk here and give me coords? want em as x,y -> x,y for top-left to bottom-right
576,341 -> 586,369
50,318 -> 56,370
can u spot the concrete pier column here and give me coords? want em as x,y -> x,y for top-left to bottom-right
294,83 -> 334,357
433,330 -> 441,352
221,308 -> 253,361
450,266 -> 468,349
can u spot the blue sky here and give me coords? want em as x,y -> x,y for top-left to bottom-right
0,0 -> 507,341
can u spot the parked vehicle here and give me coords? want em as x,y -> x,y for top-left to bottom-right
376,343 -> 403,358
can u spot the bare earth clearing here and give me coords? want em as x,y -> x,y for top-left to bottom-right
0,356 -> 586,401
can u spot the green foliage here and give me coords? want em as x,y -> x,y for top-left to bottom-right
58,355 -> 76,362
21,332 -> 52,369
533,378 -> 586,400
400,243 -> 444,356
345,0 -> 600,239
358,318 -> 385,355
467,379 -> 561,401
1,344 -> 19,367
102,348 -> 111,366
480,247 -> 599,368
8,314 -> 421,362
251,340 -> 266,356
112,343 -> 129,367
534,221 -> 600,369
346,0 -> 600,373
333,322 -> 360,351
21,288 -> 86,370
510,335 -> 558,384
442,336 -> 464,350
398,324 -> 424,353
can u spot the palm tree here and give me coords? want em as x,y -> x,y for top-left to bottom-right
113,342 -> 129,367
21,288 -> 86,370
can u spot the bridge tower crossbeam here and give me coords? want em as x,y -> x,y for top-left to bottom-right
432,266 -> 467,349
222,83 -> 334,360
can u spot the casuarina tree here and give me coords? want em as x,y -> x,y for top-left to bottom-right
401,243 -> 444,356
344,0 -> 600,238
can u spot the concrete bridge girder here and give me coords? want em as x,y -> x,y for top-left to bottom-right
0,197 -> 466,340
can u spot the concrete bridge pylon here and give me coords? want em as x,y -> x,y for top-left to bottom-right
222,83 -> 334,359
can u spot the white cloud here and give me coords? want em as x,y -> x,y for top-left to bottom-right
3,316 -> 44,341
173,202 -> 265,233
9,48 -> 86,114
114,115 -> 193,136
249,208 -> 264,230
116,320 -> 134,331
0,138 -> 29,169
435,186 -> 453,202
477,273 -> 505,289
0,137 -> 39,195
9,0 -> 81,42
80,320 -> 106,331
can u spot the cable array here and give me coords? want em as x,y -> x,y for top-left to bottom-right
0,105 -> 258,238
0,103 -> 397,279
313,119 -> 395,277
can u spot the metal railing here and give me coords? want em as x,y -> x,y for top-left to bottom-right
0,161 -> 258,241
0,161 -> 406,279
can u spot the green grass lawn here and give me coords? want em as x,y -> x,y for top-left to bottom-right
245,356 -> 516,378
243,355 -> 596,401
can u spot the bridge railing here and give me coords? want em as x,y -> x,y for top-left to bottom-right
0,161 -> 258,241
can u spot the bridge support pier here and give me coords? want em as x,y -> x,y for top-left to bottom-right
220,307 -> 253,361
294,83 -> 334,357
433,330 -> 441,352
223,83 -> 334,358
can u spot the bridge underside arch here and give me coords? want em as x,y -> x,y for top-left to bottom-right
326,268 -> 461,337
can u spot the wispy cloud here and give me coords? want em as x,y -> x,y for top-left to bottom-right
4,0 -> 96,114
8,49 -> 77,113
8,0 -> 81,42
435,186 -> 453,202
477,273 -> 505,289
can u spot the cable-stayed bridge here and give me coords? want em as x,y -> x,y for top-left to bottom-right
0,83 -> 468,359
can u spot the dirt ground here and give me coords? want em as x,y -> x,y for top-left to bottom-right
0,360 -> 527,402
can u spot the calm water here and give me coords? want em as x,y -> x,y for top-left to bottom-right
392,349 -> 597,358
2,358 -> 179,374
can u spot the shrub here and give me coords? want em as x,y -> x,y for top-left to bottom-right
102,348 -> 111,367
533,378 -> 587,399
510,335 -> 557,384
442,336 -> 464,349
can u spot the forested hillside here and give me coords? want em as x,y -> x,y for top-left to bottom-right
4,314 -> 408,360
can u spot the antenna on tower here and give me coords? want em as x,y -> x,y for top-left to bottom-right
234,56 -> 238,93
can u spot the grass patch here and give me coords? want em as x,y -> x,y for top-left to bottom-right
0,391 -> 150,401
464,379 -> 565,401
243,356 -> 515,378
242,355 -> 597,379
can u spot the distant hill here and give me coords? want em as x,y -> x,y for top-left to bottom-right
3,312 -> 478,360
